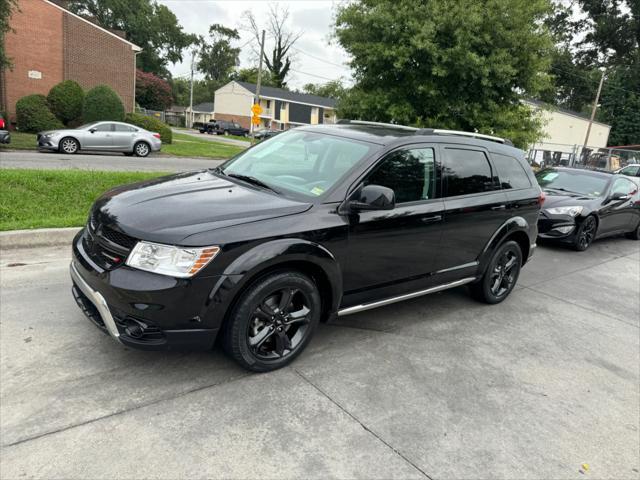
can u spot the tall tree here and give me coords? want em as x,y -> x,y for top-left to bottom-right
334,0 -> 554,148
197,24 -> 240,84
231,67 -> 278,87
0,0 -> 18,70
66,0 -> 196,77
302,80 -> 347,100
244,5 -> 302,89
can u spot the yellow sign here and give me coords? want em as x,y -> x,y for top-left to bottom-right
251,115 -> 261,126
251,103 -> 263,115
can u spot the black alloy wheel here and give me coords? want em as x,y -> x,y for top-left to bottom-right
470,240 -> 522,304
573,216 -> 597,251
222,271 -> 321,372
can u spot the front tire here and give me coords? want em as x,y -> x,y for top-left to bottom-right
470,240 -> 522,304
573,215 -> 597,251
222,271 -> 321,372
134,141 -> 150,157
59,137 -> 79,154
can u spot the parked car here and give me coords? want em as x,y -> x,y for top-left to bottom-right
0,114 -> 10,144
37,121 -> 161,157
198,121 -> 216,134
70,122 -> 542,372
254,129 -> 281,141
536,167 -> 640,251
616,164 -> 640,178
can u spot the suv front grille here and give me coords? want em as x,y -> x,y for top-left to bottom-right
100,225 -> 137,249
83,212 -> 138,271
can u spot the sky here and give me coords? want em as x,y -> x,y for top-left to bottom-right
155,0 -> 353,89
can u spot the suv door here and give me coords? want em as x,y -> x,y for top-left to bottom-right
433,145 -> 509,275
83,123 -> 113,149
599,177 -> 638,233
342,145 -> 444,306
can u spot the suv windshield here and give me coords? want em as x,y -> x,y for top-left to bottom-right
536,168 -> 609,197
220,130 -> 377,198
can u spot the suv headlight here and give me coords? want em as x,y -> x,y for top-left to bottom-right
126,241 -> 220,278
546,206 -> 584,217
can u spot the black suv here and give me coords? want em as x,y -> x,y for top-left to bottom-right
70,122 -> 542,372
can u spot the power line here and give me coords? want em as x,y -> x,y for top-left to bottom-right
290,46 -> 350,70
289,68 -> 340,82
550,65 -> 640,96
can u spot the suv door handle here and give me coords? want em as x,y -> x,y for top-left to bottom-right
491,205 -> 507,211
421,214 -> 442,224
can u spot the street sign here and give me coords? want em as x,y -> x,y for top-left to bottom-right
251,103 -> 263,115
251,115 -> 261,126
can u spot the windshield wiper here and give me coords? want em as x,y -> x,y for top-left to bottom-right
545,187 -> 581,195
226,173 -> 279,194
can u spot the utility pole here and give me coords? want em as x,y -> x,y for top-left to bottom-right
251,29 -> 266,143
581,68 -> 606,162
188,49 -> 196,129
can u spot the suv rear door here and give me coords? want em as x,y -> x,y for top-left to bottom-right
432,144 -> 508,276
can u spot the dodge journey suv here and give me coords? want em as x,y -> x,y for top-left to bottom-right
70,121 -> 542,372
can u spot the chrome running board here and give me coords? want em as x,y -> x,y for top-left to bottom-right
338,277 -> 476,316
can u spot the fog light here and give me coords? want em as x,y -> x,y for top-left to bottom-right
554,225 -> 574,234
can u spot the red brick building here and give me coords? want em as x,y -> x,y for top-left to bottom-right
0,0 -> 141,123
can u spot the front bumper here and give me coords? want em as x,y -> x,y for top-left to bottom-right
37,135 -> 60,151
537,212 -> 578,241
0,130 -> 10,144
70,230 -> 221,350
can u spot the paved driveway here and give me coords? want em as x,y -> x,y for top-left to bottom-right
0,150 -> 223,172
1,239 -> 638,479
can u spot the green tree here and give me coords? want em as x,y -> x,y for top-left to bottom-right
302,80 -> 347,100
66,0 -> 196,76
197,24 -> 240,84
231,68 -> 278,87
16,95 -> 63,133
47,80 -> 84,125
170,78 -> 218,106
334,0 -> 554,148
83,85 -> 125,122
0,0 -> 18,69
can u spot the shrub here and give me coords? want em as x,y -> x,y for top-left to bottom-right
83,85 -> 125,123
47,80 -> 84,125
16,95 -> 63,133
125,112 -> 172,144
135,70 -> 173,111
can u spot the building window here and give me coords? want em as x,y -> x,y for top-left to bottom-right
266,100 -> 271,109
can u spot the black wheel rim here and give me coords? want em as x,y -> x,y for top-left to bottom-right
489,249 -> 518,298
247,288 -> 311,359
578,217 -> 596,248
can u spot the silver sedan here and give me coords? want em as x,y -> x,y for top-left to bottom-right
37,121 -> 162,157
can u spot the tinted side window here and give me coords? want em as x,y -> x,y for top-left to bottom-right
492,153 -> 532,190
366,147 -> 437,203
444,148 -> 494,197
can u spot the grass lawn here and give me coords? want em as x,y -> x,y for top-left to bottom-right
0,132 -> 37,150
163,132 -> 246,159
0,169 -> 168,231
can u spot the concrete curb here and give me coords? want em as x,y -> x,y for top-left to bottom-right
0,227 -> 81,250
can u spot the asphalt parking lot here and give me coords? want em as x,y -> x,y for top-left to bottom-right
1,238 -> 638,479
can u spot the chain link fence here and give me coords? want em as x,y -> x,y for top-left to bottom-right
527,142 -> 640,171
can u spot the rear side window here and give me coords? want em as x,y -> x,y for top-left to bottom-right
492,153 -> 532,190
114,124 -> 136,132
443,148 -> 495,197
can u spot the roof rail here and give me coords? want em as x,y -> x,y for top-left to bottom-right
336,119 -> 418,131
336,120 -> 514,146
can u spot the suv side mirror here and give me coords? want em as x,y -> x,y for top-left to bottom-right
350,184 -> 395,211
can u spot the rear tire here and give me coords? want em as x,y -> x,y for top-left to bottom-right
134,141 -> 150,157
469,240 -> 522,304
625,219 -> 640,240
222,271 -> 321,372
59,137 -> 79,154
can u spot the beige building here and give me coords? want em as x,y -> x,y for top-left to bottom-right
213,81 -> 337,130
525,99 -> 611,166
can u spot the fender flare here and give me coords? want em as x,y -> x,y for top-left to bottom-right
205,239 -> 342,329
478,216 -> 532,272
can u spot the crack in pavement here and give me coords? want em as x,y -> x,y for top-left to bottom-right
293,368 -> 434,480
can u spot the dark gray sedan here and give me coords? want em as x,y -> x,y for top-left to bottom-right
37,121 -> 162,157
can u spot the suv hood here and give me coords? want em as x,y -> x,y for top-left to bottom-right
92,170 -> 312,244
